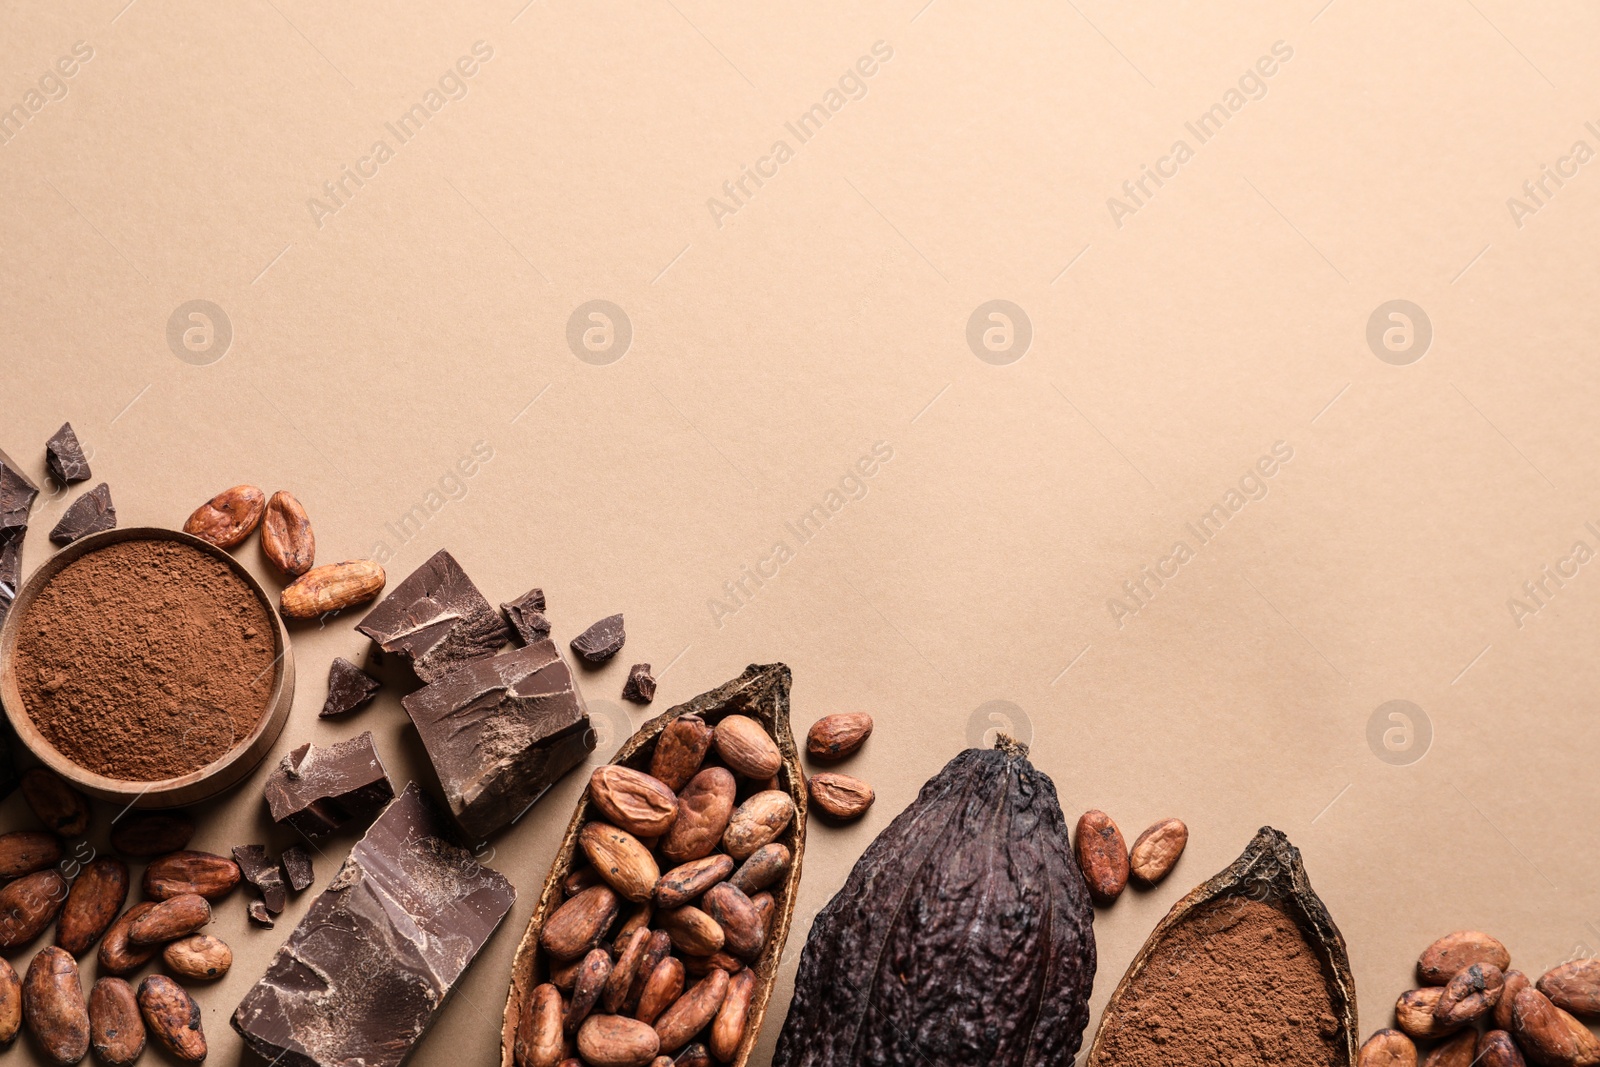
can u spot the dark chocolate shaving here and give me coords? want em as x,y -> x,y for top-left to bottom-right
49,482 -> 115,545
501,587 -> 551,644
356,549 -> 510,683
319,657 -> 380,718
231,784 -> 515,1067
44,423 -> 90,484
263,731 -> 394,838
622,663 -> 656,704
570,613 -> 625,664
281,845 -> 314,892
402,638 -> 593,839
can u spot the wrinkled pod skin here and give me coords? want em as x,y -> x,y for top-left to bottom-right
773,738 -> 1095,1067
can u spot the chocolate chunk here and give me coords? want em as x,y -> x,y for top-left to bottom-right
319,657 -> 380,718
247,899 -> 274,927
44,423 -> 90,484
231,783 -> 515,1067
501,587 -> 551,644
281,846 -> 314,892
622,663 -> 656,704
356,549 -> 510,683
0,448 -> 38,539
49,482 -> 115,545
0,530 -> 24,628
401,639 -> 593,839
571,613 -> 625,664
263,731 -> 394,838
233,845 -> 289,914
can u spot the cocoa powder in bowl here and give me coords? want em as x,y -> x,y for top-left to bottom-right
11,538 -> 276,781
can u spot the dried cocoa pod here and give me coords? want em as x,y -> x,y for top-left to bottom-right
577,1014 -> 660,1067
279,559 -> 387,618
516,983 -> 564,1067
24,946 -> 89,1066
649,716 -> 714,792
1128,818 -> 1188,885
590,766 -> 679,837
1436,962 -> 1505,1026
564,948 -> 611,1034
541,885 -> 620,961
713,716 -> 781,779
776,739 -> 1094,1067
0,870 -> 69,950
636,958 -> 685,1026
807,773 -> 874,820
655,855 -> 734,910
579,823 -> 660,903
728,844 -> 789,896
701,883 -> 763,960
162,934 -> 233,980
660,768 -> 736,864
97,902 -> 162,975
603,928 -> 650,1014
0,831 -> 62,879
0,957 -> 18,1045
89,977 -> 144,1067
109,812 -> 194,858
710,969 -> 756,1062
1479,1030 -> 1529,1067
1086,828 -> 1357,1067
262,490 -> 316,576
1540,960 -> 1600,1016
806,713 -> 873,761
136,974 -> 206,1063
183,484 -> 265,547
1074,809 -> 1129,905
128,893 -> 210,945
1397,987 -> 1458,1039
1511,987 -> 1600,1067
722,790 -> 795,860
142,850 -> 240,901
1423,1029 -> 1478,1067
1359,1028 -> 1418,1067
56,857 -> 129,956
625,930 -> 673,1014
20,769 -> 89,837
655,969 -> 730,1054
1419,931 -> 1511,985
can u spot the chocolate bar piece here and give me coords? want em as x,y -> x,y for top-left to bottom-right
233,845 -> 288,914
401,639 -> 593,839
318,657 -> 380,718
44,424 -> 90,484
571,613 -> 625,664
356,549 -> 510,682
0,449 -> 38,539
231,784 -> 515,1067
263,732 -> 394,838
281,845 -> 314,892
501,587 -> 550,644
0,532 -> 23,628
622,663 -> 656,704
49,482 -> 115,545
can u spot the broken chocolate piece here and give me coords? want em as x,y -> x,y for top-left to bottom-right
356,548 -> 510,683
319,657 -> 380,718
0,531 -> 23,628
501,587 -> 551,644
281,846 -> 314,893
570,613 -> 625,664
49,482 -> 115,545
401,638 -> 593,839
247,899 -> 274,927
44,423 -> 90,484
263,731 -> 394,838
233,845 -> 288,914
0,448 -> 38,539
231,783 -> 515,1067
622,663 -> 656,704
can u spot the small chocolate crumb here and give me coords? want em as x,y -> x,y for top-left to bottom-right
501,588 -> 551,644
233,844 -> 289,914
281,845 -> 314,892
44,423 -> 91,484
247,899 -> 275,927
622,663 -> 656,704
319,657 -> 380,718
571,613 -> 625,664
49,482 -> 115,545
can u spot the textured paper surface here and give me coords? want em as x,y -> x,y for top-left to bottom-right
3,1 -> 1599,1063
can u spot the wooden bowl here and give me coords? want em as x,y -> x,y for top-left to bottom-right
0,526 -> 294,808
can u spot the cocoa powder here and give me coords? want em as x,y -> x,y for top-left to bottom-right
13,539 -> 275,780
1094,897 -> 1344,1067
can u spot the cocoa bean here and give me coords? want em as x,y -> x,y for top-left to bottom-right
1419,931 -> 1511,986
0,956 -> 18,1045
142,850 -> 240,901
659,906 -> 724,957
648,716 -> 714,792
579,823 -> 660,903
1074,809 -> 1129,905
182,485 -> 265,548
1358,1028 -> 1418,1067
1479,1030 -> 1529,1067
709,968 -> 756,1061
654,855 -> 734,910
1511,987 -> 1600,1067
654,969 -> 729,1053
1422,1029 -> 1478,1067
541,885 -> 620,961
0,832 -> 62,879
617,904 -> 654,944
565,948 -> 611,1034
1128,818 -> 1189,885
721,790 -> 794,861
1397,987 -> 1460,1040
636,957 -> 685,1026
0,870 -> 68,950
97,902 -> 161,976
279,559 -> 386,618
128,893 -> 210,945
23,946 -> 88,1066
660,769 -> 736,864
712,716 -> 781,779
806,712 -> 873,761
1436,962 -> 1505,1026
109,812 -> 195,858
603,928 -> 650,1014
516,983 -> 565,1067
590,766 -> 679,837
563,865 -> 601,897
21,768 -> 89,837
136,974 -> 206,1063
701,883 -> 763,960
1541,960 -> 1600,1017
88,977 -> 144,1067
577,1013 -> 660,1067
728,843 -> 789,896
162,934 -> 232,980
1501,972 -> 1533,1030
807,773 -> 873,820
262,490 -> 315,576
673,1045 -> 712,1067
625,930 -> 673,1015
56,857 -> 128,956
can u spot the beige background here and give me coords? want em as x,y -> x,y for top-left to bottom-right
4,0 -> 1600,1063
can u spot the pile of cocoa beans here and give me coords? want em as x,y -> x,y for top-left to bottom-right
517,713 -> 797,1067
1361,931 -> 1600,1067
0,767 -> 239,1065
1073,809 -> 1189,905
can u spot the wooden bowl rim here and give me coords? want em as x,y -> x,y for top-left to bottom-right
0,525 -> 294,801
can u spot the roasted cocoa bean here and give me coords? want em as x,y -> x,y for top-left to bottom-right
24,947 -> 88,1066
88,977 -> 144,1067
649,716 -> 714,792
56,858 -> 129,956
